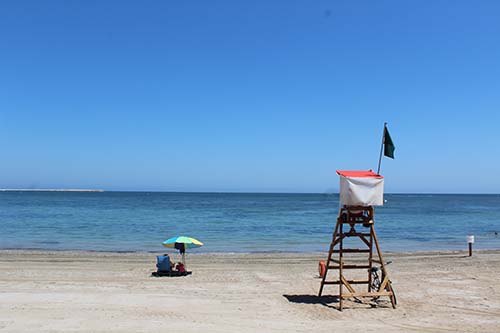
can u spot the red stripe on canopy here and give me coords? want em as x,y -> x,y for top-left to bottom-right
336,170 -> 383,178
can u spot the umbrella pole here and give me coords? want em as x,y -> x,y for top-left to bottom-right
182,252 -> 186,270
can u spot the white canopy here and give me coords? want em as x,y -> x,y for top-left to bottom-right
337,170 -> 384,206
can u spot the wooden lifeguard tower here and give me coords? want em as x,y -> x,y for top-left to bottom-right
318,170 -> 396,310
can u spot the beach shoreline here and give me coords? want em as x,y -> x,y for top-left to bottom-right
1,249 -> 500,332
2,246 -> 500,255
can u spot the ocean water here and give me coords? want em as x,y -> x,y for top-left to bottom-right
1,192 -> 499,253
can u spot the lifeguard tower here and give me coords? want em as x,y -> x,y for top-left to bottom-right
318,170 -> 396,310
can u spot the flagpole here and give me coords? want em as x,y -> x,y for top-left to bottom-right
377,122 -> 387,174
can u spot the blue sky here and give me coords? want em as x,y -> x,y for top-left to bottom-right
1,1 -> 499,193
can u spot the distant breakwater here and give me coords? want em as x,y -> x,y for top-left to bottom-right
0,189 -> 104,192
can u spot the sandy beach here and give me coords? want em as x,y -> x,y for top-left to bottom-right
1,250 -> 499,332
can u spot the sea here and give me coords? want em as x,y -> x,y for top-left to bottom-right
1,192 -> 499,253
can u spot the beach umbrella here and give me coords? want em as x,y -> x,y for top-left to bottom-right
162,236 -> 203,270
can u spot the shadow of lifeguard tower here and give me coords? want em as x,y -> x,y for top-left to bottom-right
318,170 -> 396,311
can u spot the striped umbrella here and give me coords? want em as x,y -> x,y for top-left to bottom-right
162,236 -> 203,270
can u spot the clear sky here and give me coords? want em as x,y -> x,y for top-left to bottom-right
1,1 -> 499,193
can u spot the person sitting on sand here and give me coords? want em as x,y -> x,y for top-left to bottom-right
156,254 -> 174,273
176,262 -> 185,273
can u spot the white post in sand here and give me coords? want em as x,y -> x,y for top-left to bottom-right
467,235 -> 475,257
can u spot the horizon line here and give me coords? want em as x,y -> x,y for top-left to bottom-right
1,189 -> 499,195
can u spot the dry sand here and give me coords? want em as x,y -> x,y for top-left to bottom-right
0,249 -> 499,332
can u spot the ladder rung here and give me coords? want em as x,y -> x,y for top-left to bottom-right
342,291 -> 393,297
332,249 -> 370,253
342,232 -> 371,237
341,220 -> 373,225
328,265 -> 370,269
322,280 -> 369,285
321,291 -> 393,298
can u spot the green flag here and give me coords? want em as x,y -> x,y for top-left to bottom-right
383,126 -> 395,159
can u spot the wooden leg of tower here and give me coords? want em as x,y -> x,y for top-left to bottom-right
371,225 -> 396,309
371,226 -> 387,279
368,224 -> 373,292
318,217 -> 340,296
389,286 -> 397,309
338,219 -> 344,311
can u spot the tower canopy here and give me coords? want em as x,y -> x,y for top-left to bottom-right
337,170 -> 384,206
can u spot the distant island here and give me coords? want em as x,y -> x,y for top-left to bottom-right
0,189 -> 104,192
